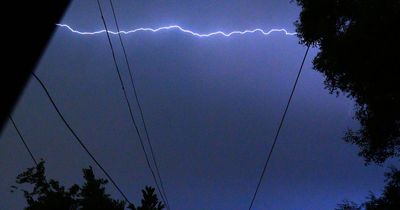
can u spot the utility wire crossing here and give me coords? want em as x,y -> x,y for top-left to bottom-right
107,0 -> 171,209
8,115 -> 38,166
248,45 -> 310,209
31,72 -> 133,205
96,0 -> 169,208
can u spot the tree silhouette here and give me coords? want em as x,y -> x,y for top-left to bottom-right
12,161 -> 164,210
335,167 -> 400,210
294,0 -> 400,164
12,161 -> 79,210
128,186 -> 165,210
335,201 -> 361,210
78,167 -> 126,210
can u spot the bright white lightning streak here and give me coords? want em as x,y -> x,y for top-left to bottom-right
57,24 -> 297,37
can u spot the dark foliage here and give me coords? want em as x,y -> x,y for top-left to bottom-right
12,161 -> 79,210
78,167 -> 126,210
12,161 -> 164,210
128,186 -> 165,210
294,0 -> 400,163
335,200 -> 361,210
335,168 -> 400,210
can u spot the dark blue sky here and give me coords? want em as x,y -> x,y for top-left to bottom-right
0,0 -> 395,209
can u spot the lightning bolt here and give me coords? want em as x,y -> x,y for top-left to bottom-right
57,24 -> 297,37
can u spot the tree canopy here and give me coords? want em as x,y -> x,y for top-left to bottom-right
12,161 -> 164,210
294,0 -> 400,163
335,167 -> 400,210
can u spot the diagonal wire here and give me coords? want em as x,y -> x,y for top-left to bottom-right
107,0 -> 170,208
8,115 -> 38,165
95,0 -> 167,206
248,45 -> 310,209
31,72 -> 132,205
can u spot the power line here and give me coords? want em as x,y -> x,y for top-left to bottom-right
95,0 -> 168,207
248,45 -> 310,209
107,0 -> 170,208
31,72 -> 132,205
8,115 -> 38,165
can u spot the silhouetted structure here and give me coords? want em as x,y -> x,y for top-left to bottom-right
1,1 -> 70,131
295,0 -> 400,163
12,161 -> 165,210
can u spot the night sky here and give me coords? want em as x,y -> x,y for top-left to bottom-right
0,1 -> 395,209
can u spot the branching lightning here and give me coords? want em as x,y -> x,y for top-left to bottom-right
57,24 -> 297,37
